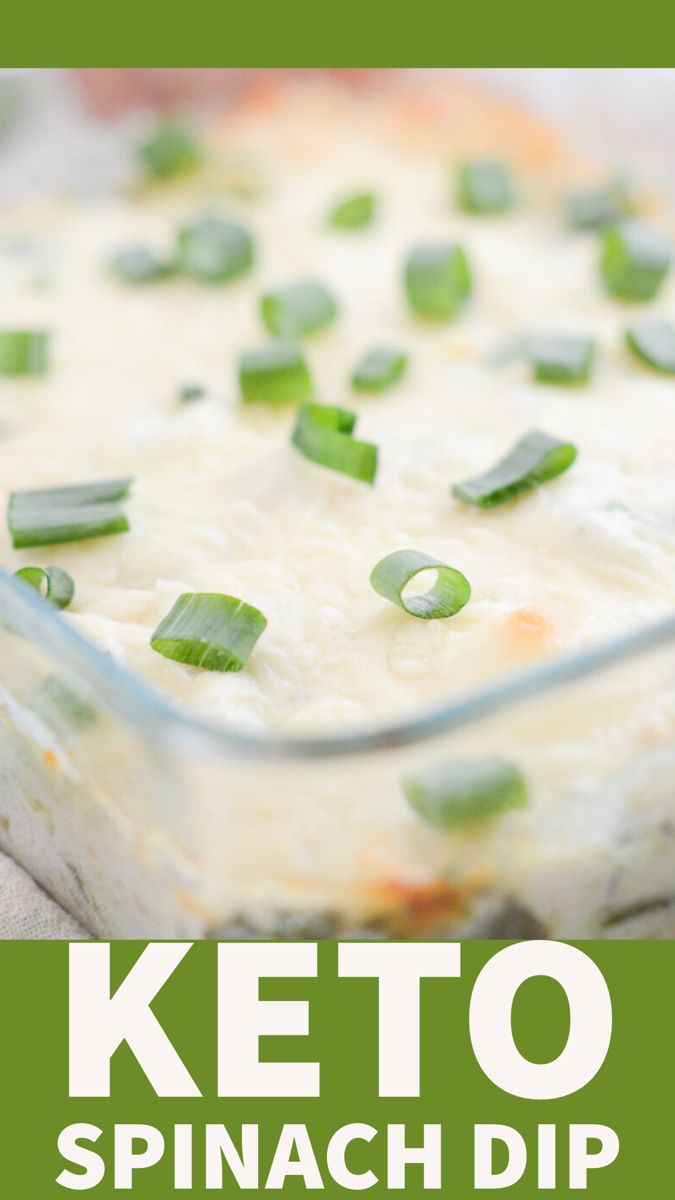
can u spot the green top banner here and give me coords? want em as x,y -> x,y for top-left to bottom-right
2,3 -> 674,64
1,940 -> 672,1195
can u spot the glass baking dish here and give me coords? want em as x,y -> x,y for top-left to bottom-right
1,565 -> 675,940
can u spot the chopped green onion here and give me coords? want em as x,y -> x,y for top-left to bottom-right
370,549 -> 471,620
404,756 -> 527,829
14,565 -> 75,609
178,383 -> 207,403
177,215 -> 254,283
39,675 -> 97,728
453,430 -> 577,509
352,344 -> 408,393
0,330 -> 49,376
528,334 -> 595,384
8,477 -> 133,549
138,120 -> 202,180
404,243 -> 472,319
111,245 -> 174,284
567,175 -> 634,230
240,341 -> 314,406
150,592 -> 267,672
291,402 -> 377,484
600,220 -> 672,302
458,159 -> 514,214
261,279 -> 338,338
625,319 -> 675,373
328,192 -> 376,229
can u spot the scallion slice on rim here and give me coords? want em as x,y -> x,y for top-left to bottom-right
240,341 -> 314,406
404,243 -> 472,319
0,330 -> 49,376
8,477 -> 133,549
138,120 -> 202,180
111,245 -> 174,284
291,402 -> 377,484
352,344 -> 408,392
625,319 -> 675,373
600,220 -> 672,302
261,279 -> 338,338
177,215 -> 254,283
458,159 -> 514,214
14,565 -> 75,609
528,334 -> 595,384
328,192 -> 376,229
370,550 -> 471,619
150,592 -> 267,672
403,756 -> 528,829
452,430 -> 577,509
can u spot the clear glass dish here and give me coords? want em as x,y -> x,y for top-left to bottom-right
2,566 -> 675,939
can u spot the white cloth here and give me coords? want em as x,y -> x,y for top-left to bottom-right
0,848 -> 88,939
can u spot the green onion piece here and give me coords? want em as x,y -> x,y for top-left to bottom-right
178,383 -> 207,403
39,675 -> 97,728
8,477 -> 133,549
600,220 -> 672,302
352,344 -> 408,393
291,402 -> 377,484
150,592 -> 267,672
328,192 -> 376,229
625,319 -> 675,374
0,330 -> 49,376
453,430 -> 577,509
111,245 -> 174,284
458,159 -> 514,214
138,120 -> 202,180
404,243 -> 472,319
567,175 -> 634,231
404,756 -> 527,829
370,549 -> 471,620
240,341 -> 314,406
14,565 -> 75,609
528,334 -> 595,384
177,215 -> 254,283
262,279 -> 338,338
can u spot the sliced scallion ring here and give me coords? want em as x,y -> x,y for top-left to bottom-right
403,756 -> 528,829
600,220 -> 672,302
370,549 -> 471,619
178,383 -> 207,403
240,341 -> 314,406
625,319 -> 675,373
528,334 -> 595,384
261,279 -> 338,338
0,329 -> 50,376
567,175 -> 634,231
458,159 -> 514,215
177,215 -> 254,283
111,245 -> 174,284
14,565 -> 75,609
328,192 -> 376,230
452,430 -> 577,509
352,344 -> 408,392
291,402 -> 377,484
150,592 -> 267,672
404,243 -> 471,319
138,120 -> 202,180
8,477 -> 133,549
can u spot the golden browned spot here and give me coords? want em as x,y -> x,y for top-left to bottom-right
377,878 -> 463,935
502,606 -> 555,654
43,747 -> 60,771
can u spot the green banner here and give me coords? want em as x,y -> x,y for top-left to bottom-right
0,940 -> 672,1194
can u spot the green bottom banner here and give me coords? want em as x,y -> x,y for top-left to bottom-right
0,940 -> 671,1195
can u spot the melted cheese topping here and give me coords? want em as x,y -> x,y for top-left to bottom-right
2,90 -> 675,935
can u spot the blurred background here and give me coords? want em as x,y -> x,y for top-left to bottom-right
0,69 -> 674,203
